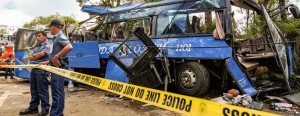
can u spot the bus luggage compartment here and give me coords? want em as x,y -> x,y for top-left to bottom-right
67,41 -> 100,68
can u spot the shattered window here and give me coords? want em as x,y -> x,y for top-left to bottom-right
157,14 -> 187,35
157,11 -> 219,35
187,12 -> 217,34
106,18 -> 151,40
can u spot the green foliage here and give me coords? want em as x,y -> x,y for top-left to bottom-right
241,15 -> 266,39
275,19 -> 300,38
0,29 -> 7,35
275,18 -> 300,74
23,13 -> 78,30
268,0 -> 278,9
235,0 -> 286,39
76,0 -> 88,6
102,0 -> 114,8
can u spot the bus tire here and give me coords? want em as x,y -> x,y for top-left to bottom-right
175,61 -> 209,96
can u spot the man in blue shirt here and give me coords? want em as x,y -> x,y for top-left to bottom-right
4,54 -> 13,79
40,19 -> 73,116
20,31 -> 50,116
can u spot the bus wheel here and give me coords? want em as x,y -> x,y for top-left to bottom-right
175,61 -> 209,97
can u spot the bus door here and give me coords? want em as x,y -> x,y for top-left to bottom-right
110,27 -> 162,88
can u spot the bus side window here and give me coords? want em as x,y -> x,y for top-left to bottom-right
187,12 -> 217,34
105,24 -> 112,41
97,31 -> 103,42
106,22 -> 126,41
90,32 -> 97,41
105,19 -> 150,40
128,18 -> 151,38
116,29 -> 124,39
157,14 -> 187,35
156,11 -> 220,35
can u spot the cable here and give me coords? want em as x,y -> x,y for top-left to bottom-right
256,90 -> 262,102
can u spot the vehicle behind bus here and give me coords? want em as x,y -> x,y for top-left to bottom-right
13,28 -> 37,79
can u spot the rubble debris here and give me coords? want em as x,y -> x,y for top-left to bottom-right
211,89 -> 260,109
273,103 -> 293,108
212,94 -> 259,109
228,89 -> 239,97
222,89 -> 239,103
250,101 -> 263,110
284,92 -> 300,106
105,93 -> 120,98
263,95 -> 300,115
270,103 -> 293,112
142,104 -> 152,107
234,94 -> 253,108
265,96 -> 288,103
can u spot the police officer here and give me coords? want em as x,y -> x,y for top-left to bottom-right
20,31 -> 50,116
40,19 -> 73,116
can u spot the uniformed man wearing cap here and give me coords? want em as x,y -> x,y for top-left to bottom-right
20,31 -> 50,116
40,19 -> 73,116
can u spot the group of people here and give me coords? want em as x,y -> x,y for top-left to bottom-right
18,20 -> 73,116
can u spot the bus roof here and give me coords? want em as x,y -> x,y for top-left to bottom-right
81,0 -> 227,15
82,0 -> 262,15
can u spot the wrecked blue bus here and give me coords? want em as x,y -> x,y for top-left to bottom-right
15,0 -> 300,97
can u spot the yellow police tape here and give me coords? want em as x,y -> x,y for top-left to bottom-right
1,65 -> 279,116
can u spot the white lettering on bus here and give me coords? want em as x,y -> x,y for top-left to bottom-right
176,44 -> 192,52
99,42 -> 193,55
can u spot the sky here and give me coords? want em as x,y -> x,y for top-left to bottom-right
0,0 -> 90,27
1,0 -> 300,28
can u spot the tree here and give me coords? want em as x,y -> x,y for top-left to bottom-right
0,29 -> 7,35
23,13 -> 78,30
205,12 -> 212,33
262,0 -> 271,7
279,0 -> 287,21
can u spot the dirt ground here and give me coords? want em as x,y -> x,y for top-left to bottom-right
0,74 -> 182,116
1,72 -> 298,116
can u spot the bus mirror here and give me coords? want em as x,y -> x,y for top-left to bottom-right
290,4 -> 300,18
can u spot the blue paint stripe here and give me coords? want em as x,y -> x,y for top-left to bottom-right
288,46 -> 293,75
226,58 -> 257,96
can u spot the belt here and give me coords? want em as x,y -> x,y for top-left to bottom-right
32,68 -> 42,70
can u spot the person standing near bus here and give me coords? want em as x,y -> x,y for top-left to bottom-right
40,19 -> 73,116
20,31 -> 50,116
4,54 -> 13,79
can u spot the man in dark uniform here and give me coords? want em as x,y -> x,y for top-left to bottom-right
40,19 -> 73,116
20,31 -> 50,116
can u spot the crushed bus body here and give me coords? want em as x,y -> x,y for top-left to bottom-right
13,0 -> 300,97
